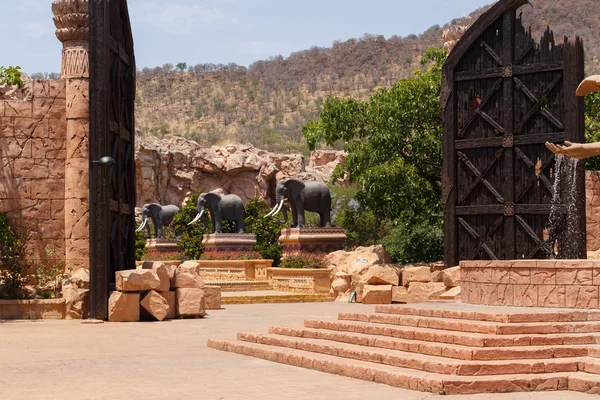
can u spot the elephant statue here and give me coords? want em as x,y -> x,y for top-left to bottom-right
188,193 -> 245,234
136,204 -> 180,238
265,179 -> 332,228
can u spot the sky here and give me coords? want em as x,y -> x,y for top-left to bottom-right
1,0 -> 491,74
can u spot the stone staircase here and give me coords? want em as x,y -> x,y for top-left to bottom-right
208,302 -> 600,395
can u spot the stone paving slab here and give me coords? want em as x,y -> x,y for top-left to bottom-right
0,302 -> 598,400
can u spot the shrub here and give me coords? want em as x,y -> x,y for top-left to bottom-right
0,66 -> 23,88
171,192 -> 211,260
382,218 -> 444,264
36,247 -> 67,299
244,197 -> 284,266
141,251 -> 185,262
0,214 -> 30,299
199,250 -> 263,261
135,230 -> 148,261
280,253 -> 327,269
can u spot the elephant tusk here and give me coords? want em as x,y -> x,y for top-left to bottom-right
136,218 -> 148,233
264,201 -> 281,218
188,210 -> 204,226
271,199 -> 284,217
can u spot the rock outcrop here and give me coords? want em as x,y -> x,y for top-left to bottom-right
135,135 -> 346,207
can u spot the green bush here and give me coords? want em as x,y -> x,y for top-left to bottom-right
135,230 -> 148,261
244,197 -> 284,266
36,247 -> 67,299
0,66 -> 23,88
199,250 -> 263,261
280,253 -> 327,269
0,214 -> 30,299
382,218 -> 444,264
172,192 -> 211,260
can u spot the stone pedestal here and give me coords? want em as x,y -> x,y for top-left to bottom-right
146,238 -> 181,260
202,234 -> 257,254
279,228 -> 347,257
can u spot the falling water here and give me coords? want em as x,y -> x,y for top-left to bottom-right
546,155 -> 582,258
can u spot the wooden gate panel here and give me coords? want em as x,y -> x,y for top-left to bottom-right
89,0 -> 136,319
442,0 -> 585,267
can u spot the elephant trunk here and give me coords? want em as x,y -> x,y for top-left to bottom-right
281,204 -> 288,223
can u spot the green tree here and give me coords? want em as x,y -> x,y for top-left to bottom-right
0,214 -> 30,299
0,66 -> 23,88
176,62 -> 188,72
303,48 -> 446,263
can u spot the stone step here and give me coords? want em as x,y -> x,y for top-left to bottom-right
222,294 -> 334,305
568,372 -> 600,394
580,358 -> 600,375
303,319 -> 600,348
236,332 -> 580,376
375,304 -> 600,323
268,326 -> 594,361
207,339 -> 572,395
339,312 -> 600,335
205,280 -> 272,292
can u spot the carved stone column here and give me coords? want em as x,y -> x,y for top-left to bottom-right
52,0 -> 90,276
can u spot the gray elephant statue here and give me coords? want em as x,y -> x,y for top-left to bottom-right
188,193 -> 245,233
265,179 -> 332,228
136,204 -> 180,238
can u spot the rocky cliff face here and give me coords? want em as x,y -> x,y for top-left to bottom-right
135,135 -> 345,207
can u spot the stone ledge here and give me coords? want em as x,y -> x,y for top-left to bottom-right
460,260 -> 600,309
267,267 -> 331,294
0,298 -> 65,319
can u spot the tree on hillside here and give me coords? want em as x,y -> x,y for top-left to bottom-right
303,48 -> 446,263
176,62 -> 188,72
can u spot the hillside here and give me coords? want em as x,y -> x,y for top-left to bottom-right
135,0 -> 600,154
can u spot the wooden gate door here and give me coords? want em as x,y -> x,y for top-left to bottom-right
89,0 -> 136,319
442,0 -> 586,268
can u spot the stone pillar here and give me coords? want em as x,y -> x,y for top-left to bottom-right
52,0 -> 90,272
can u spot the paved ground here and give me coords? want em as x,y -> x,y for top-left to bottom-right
0,302 -> 597,400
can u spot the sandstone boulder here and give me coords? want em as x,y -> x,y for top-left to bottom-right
402,266 -> 432,286
140,290 -> 170,321
362,285 -> 392,305
157,291 -> 176,319
179,260 -> 201,273
115,269 -> 161,292
174,266 -> 205,289
108,291 -> 140,322
407,282 -> 447,304
176,288 -> 206,318
62,268 -> 90,319
141,261 -> 176,289
364,265 -> 400,286
431,270 -> 443,283
392,286 -> 408,303
442,266 -> 461,287
205,286 -> 222,310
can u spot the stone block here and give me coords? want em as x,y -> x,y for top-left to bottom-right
152,263 -> 171,292
205,286 -> 222,310
140,290 -> 170,321
62,287 -> 89,319
442,266 -> 461,287
431,270 -> 443,282
115,269 -> 161,292
439,286 -> 462,300
407,282 -> 447,304
364,265 -> 400,286
331,272 -> 351,294
108,291 -> 139,322
174,266 -> 205,289
362,285 -> 392,305
157,291 -> 176,319
402,266 -> 432,286
355,282 -> 366,303
179,260 -> 201,273
176,288 -> 206,318
392,286 -> 408,303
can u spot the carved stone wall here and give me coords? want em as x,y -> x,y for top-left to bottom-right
587,171 -> 600,252
0,80 -> 67,266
